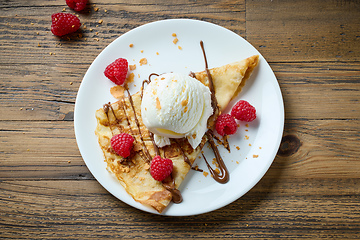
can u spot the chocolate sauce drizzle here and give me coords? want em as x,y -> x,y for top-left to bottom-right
173,139 -> 192,167
103,102 -> 134,162
140,75 -> 184,203
213,134 -> 230,152
204,131 -> 229,183
125,89 -> 152,163
162,174 -> 183,203
140,74 -> 191,167
200,41 -> 219,116
191,166 -> 204,172
102,41 -> 232,208
104,85 -> 183,203
199,40 -> 230,184
162,147 -> 183,203
149,132 -> 160,156
140,73 -> 158,98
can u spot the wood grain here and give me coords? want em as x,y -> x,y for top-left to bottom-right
0,119 -> 359,180
1,62 -> 359,121
1,0 -> 359,239
246,0 -> 360,62
1,178 -> 359,238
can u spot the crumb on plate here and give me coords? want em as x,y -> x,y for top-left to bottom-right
139,58 -> 147,66
129,64 -> 136,70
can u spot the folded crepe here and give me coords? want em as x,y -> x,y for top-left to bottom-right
95,55 -> 259,213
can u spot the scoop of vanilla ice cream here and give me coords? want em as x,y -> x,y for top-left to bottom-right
141,72 -> 213,149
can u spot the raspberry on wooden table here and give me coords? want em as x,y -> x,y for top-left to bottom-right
104,58 -> 129,85
215,113 -> 238,136
150,156 -> 173,182
231,100 -> 256,122
51,13 -> 81,37
110,133 -> 134,158
66,0 -> 88,12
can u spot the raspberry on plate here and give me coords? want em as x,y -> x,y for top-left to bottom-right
215,113 -> 237,136
110,133 -> 134,158
104,58 -> 129,85
66,0 -> 88,12
150,156 -> 173,182
231,100 -> 256,122
51,13 -> 81,37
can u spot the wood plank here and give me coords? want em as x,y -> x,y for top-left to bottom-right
0,178 -> 359,238
246,0 -> 360,62
0,63 -> 82,121
1,61 -> 359,121
0,0 -> 246,64
0,0 -> 247,121
270,119 -> 360,178
1,0 -> 359,239
0,119 -> 359,179
0,121 -> 91,180
271,61 -> 360,119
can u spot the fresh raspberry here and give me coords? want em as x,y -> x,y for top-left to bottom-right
150,156 -> 173,182
66,0 -> 88,12
51,13 -> 81,37
231,100 -> 256,122
104,58 -> 129,85
215,114 -> 237,136
110,133 -> 134,158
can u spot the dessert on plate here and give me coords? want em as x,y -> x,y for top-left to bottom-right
95,42 -> 259,213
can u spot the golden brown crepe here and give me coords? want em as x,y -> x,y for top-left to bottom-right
95,55 -> 259,213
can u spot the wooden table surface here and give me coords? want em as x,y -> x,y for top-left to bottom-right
1,0 -> 359,239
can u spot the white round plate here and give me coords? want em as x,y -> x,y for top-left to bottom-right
74,19 -> 284,216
